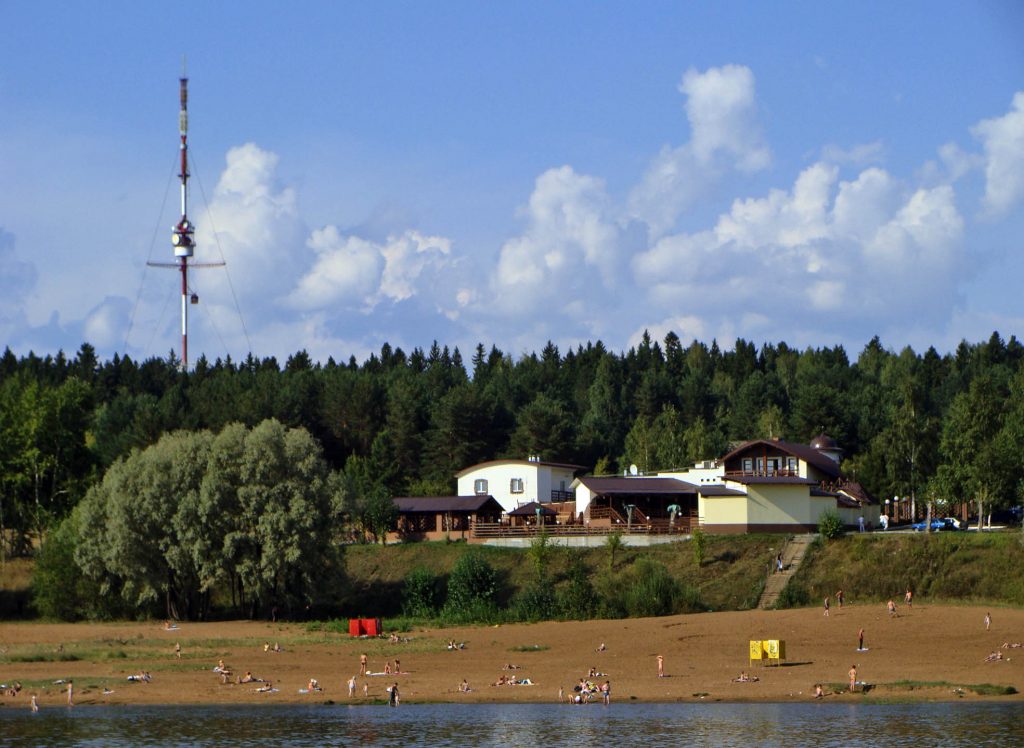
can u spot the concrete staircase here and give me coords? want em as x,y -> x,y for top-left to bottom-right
757,534 -> 817,610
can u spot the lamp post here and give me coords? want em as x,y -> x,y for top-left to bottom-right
893,496 -> 900,525
885,499 -> 890,529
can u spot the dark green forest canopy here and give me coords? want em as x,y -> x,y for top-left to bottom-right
4,331 -> 1024,549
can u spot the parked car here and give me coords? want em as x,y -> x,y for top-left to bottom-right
911,517 -> 959,532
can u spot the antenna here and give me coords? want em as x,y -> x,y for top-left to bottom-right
148,71 -> 224,371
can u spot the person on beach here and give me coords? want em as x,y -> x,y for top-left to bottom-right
887,599 -> 898,617
985,612 -> 992,630
360,653 -> 368,675
306,678 -> 321,692
558,686 -> 564,702
814,683 -> 824,699
384,661 -> 392,675
175,642 -> 181,659
394,659 -> 401,674
984,651 -> 1003,662
348,676 -> 356,697
31,694 -> 39,712
905,588 -> 913,607
459,679 -> 471,693
601,680 -> 611,705
848,665 -> 857,693
596,642 -> 606,652
776,553 -> 783,574
858,628 -> 865,651
657,654 -> 665,677
66,680 -> 73,707
824,596 -> 830,617
836,589 -> 844,608
363,683 -> 368,697
388,682 -> 399,707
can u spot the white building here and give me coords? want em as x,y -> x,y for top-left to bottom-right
456,457 -> 584,513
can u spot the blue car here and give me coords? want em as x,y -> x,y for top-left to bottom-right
911,518 -> 959,532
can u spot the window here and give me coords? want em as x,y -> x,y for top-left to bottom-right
787,457 -> 798,474
742,458 -> 753,473
474,478 -> 488,495
510,478 -> 524,494
767,458 -> 780,475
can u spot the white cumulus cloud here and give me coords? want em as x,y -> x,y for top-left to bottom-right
971,91 -> 1024,216
628,65 -> 771,237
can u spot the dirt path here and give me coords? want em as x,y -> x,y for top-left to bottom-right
1,603 -> 1021,709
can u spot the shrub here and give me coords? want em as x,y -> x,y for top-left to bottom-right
557,552 -> 597,620
691,527 -> 708,567
442,550 -> 499,621
511,582 -> 558,622
818,509 -> 845,540
401,567 -> 440,618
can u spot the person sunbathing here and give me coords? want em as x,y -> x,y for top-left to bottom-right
1002,642 -> 1023,649
127,671 -> 152,682
984,651 -> 1004,662
459,679 -> 471,692
256,682 -> 276,693
238,671 -> 263,684
502,663 -> 521,670
307,678 -> 322,691
732,671 -> 759,682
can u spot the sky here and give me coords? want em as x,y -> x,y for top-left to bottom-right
2,1 -> 1023,366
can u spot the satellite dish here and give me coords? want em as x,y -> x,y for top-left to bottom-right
629,464 -> 638,476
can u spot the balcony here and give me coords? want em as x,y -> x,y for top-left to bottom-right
550,489 -> 574,501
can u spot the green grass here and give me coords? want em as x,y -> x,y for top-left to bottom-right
508,644 -> 549,652
777,532 -> 1024,609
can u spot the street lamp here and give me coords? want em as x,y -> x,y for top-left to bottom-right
885,498 -> 890,529
893,496 -> 900,525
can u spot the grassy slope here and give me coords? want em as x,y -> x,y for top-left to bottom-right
337,535 -> 778,617
779,531 -> 1024,608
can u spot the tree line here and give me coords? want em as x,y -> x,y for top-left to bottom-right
4,330 -> 1024,561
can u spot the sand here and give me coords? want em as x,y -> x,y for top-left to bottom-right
1,603 -> 1021,709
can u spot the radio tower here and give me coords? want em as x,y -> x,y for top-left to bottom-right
148,69 -> 224,371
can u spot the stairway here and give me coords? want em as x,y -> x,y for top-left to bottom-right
757,534 -> 817,610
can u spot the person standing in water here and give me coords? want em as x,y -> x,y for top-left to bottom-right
388,682 -> 400,707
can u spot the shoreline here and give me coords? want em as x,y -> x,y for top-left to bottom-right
1,604 -> 1021,710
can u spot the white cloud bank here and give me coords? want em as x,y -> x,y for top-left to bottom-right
972,91 -> 1024,217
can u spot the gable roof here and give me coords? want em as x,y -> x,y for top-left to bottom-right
507,501 -> 558,516
576,476 -> 698,495
393,496 -> 504,513
455,459 -> 586,478
722,439 -> 841,478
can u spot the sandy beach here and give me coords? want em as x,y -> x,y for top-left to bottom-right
2,603 -> 1021,709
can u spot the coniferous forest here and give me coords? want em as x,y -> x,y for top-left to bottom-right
4,331 -> 1024,618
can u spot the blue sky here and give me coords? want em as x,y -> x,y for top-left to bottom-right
2,2 -> 1023,365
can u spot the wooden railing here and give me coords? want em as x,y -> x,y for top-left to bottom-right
471,516 -> 692,539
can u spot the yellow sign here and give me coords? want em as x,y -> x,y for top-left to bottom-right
765,639 -> 779,659
749,640 -> 762,661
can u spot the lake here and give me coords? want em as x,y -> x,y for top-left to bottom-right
2,702 -> 1022,746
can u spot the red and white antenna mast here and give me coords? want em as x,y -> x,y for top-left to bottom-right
149,65 -> 224,371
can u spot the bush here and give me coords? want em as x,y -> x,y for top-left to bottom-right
691,527 -> 708,566
598,557 -> 703,618
31,510 -> 104,620
557,552 -> 597,620
818,509 -> 845,540
511,582 -> 558,622
442,550 -> 499,621
401,567 -> 440,618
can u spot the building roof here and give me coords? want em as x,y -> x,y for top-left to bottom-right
722,439 -> 841,478
507,501 -> 558,516
455,459 -> 586,478
725,474 -> 818,486
836,481 -> 878,506
393,496 -> 504,513
697,485 -> 747,497
810,433 -> 841,452
576,476 -> 698,495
